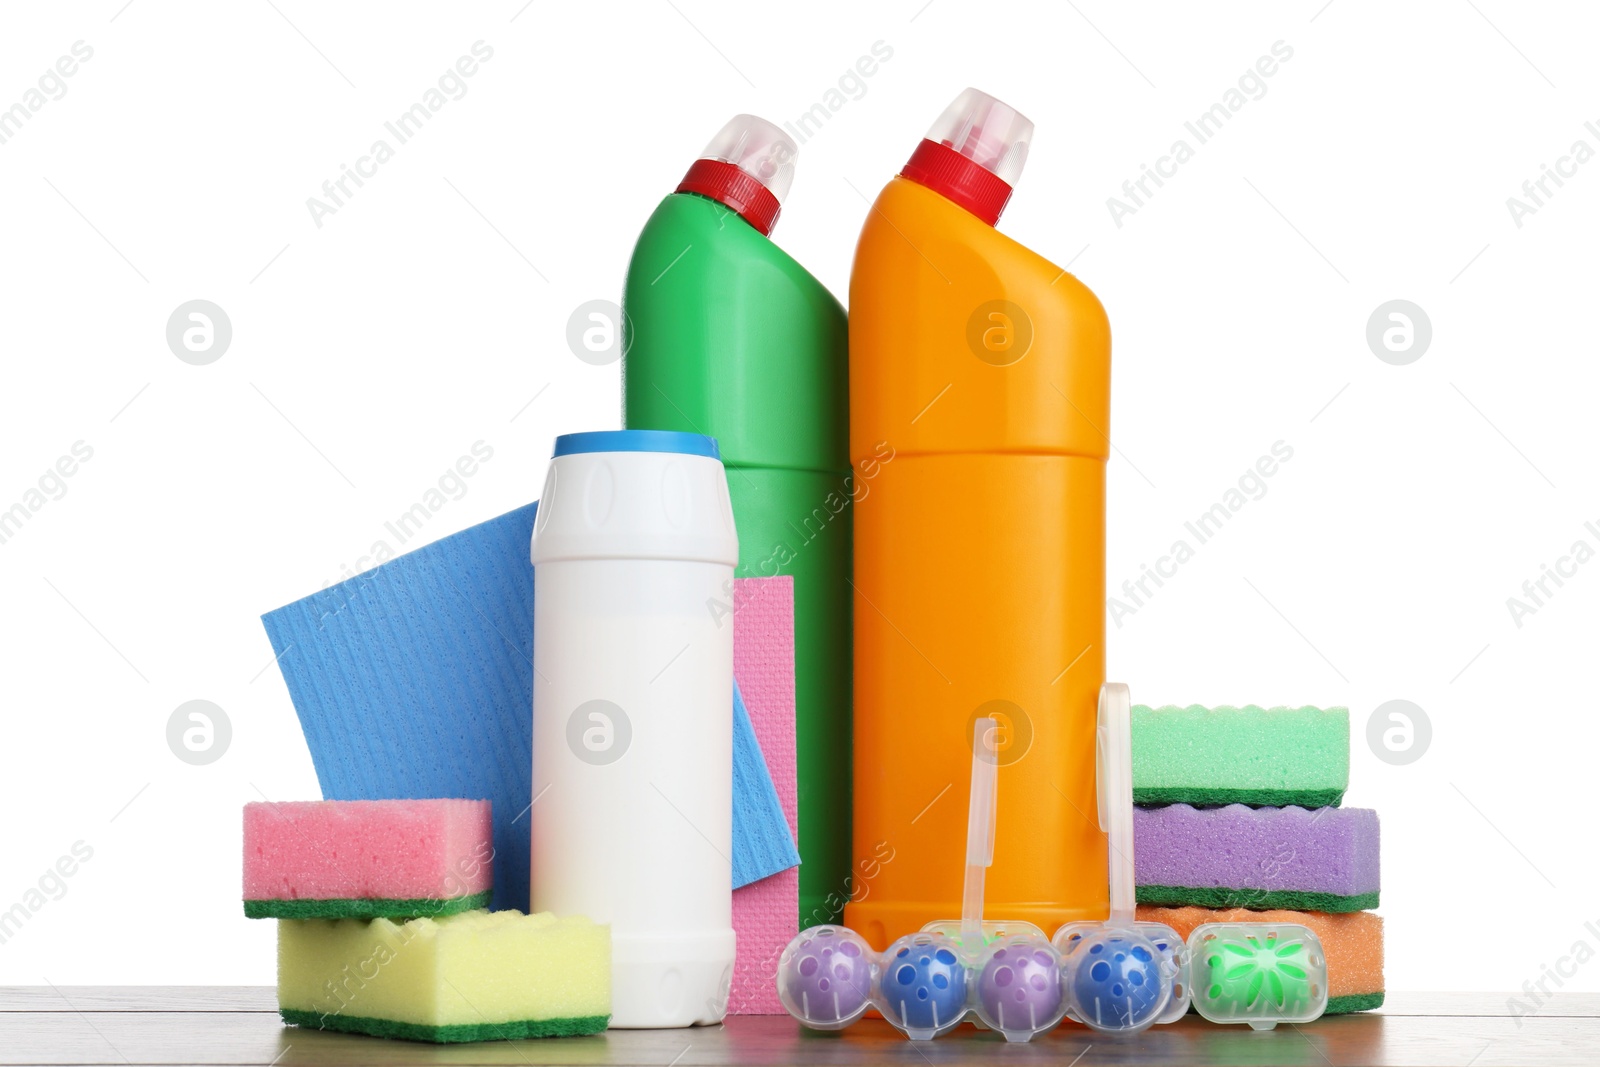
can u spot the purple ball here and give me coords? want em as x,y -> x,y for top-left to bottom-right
778,925 -> 873,1027
978,937 -> 1064,1033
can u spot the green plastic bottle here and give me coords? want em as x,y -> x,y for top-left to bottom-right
622,115 -> 850,927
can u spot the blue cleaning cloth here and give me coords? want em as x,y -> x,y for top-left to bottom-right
732,677 -> 797,885
260,500 -> 799,911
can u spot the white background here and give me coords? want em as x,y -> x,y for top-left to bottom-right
0,0 -> 1595,996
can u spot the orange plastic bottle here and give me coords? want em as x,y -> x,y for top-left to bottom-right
846,89 -> 1110,948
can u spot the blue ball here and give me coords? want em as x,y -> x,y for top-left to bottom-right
881,937 -> 968,1032
1067,933 -> 1165,1031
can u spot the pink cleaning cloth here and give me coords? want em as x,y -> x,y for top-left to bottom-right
728,576 -> 798,1015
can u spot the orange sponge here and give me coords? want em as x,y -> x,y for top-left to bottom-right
1138,905 -> 1383,1013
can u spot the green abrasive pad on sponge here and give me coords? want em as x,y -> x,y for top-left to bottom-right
246,891 -> 491,920
1326,993 -> 1385,1014
1132,704 -> 1349,808
278,1008 -> 608,1042
1135,886 -> 1380,912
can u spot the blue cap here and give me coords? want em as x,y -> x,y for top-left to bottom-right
553,429 -> 720,460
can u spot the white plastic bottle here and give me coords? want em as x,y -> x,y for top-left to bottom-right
530,430 -> 738,1028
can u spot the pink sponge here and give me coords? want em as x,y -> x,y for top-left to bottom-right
244,799 -> 493,919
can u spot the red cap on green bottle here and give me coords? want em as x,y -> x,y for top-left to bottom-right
676,114 -> 797,237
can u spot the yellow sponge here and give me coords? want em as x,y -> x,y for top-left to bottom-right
278,909 -> 610,1042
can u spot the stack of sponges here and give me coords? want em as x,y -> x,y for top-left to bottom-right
1129,705 -> 1384,1013
244,799 -> 610,1042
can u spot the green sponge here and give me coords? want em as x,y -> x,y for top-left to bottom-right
1131,704 -> 1348,808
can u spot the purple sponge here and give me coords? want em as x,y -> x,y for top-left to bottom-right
1133,804 -> 1378,912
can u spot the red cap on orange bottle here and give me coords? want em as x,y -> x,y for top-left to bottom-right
900,88 -> 1034,226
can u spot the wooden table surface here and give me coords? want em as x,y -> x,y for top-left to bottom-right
2,988 -> 1594,1067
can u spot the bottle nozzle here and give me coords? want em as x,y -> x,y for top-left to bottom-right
901,88 -> 1033,226
677,114 -> 796,236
